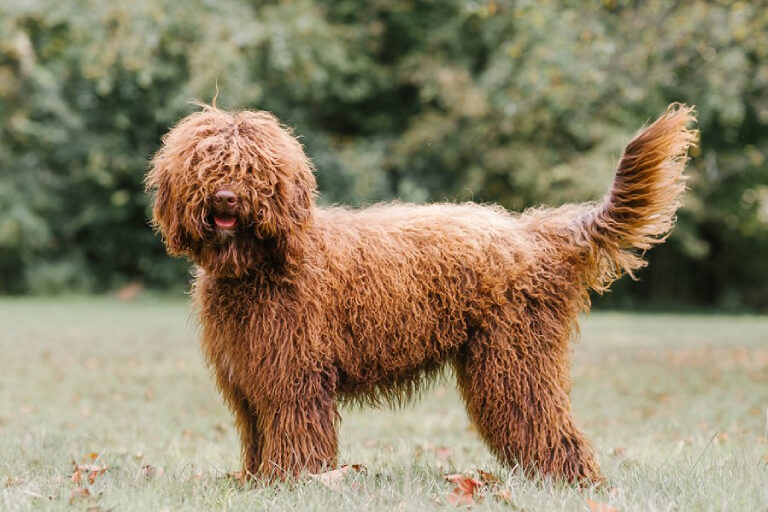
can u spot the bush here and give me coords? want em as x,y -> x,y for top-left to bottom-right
1,0 -> 766,309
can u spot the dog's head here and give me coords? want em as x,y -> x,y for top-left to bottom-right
146,105 -> 316,278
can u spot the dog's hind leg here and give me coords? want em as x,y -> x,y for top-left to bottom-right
454,322 -> 603,485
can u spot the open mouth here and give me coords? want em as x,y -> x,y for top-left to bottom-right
213,215 -> 238,230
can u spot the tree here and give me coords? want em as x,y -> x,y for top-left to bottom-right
1,0 -> 766,309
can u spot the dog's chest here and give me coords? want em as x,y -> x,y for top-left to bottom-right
194,275 -> 305,389
194,278 -> 257,376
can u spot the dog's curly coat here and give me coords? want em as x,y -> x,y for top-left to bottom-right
146,104 -> 696,484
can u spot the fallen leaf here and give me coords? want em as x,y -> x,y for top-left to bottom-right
447,488 -> 475,506
86,452 -> 99,461
477,469 -> 501,484
435,446 -> 453,459
309,464 -> 366,490
69,487 -> 91,503
309,467 -> 348,489
72,462 -> 108,485
5,476 -> 22,488
142,464 -> 163,479
587,498 -> 620,512
444,474 -> 485,506
86,469 -> 107,485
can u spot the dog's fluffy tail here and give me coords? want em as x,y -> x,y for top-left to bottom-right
580,104 -> 697,291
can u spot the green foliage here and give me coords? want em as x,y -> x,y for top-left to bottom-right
0,0 -> 766,308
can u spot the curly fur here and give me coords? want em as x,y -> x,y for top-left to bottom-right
146,104 -> 697,484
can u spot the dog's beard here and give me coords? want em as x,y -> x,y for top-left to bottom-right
189,226 -> 283,279
210,227 -> 238,245
176,201 -> 287,278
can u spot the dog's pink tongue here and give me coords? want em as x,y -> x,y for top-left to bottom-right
214,216 -> 237,229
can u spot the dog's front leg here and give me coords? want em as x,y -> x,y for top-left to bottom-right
233,391 -> 263,479
211,368 -> 264,477
253,374 -> 339,481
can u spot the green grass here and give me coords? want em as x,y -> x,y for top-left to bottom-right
1,297 -> 767,511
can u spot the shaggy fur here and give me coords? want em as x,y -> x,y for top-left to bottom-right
146,104 -> 696,484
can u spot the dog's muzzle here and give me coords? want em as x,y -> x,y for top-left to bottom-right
211,190 -> 239,230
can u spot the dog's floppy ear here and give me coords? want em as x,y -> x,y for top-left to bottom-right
232,110 -> 317,270
269,143 -> 316,269
145,155 -> 190,256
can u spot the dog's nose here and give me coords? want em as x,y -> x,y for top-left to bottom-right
214,190 -> 238,207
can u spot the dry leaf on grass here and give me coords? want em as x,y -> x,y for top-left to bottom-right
5,476 -> 23,488
71,462 -> 108,485
444,474 -> 485,506
587,498 -> 620,512
444,471 -> 513,507
476,469 -> 501,485
309,464 -> 367,490
142,464 -> 164,479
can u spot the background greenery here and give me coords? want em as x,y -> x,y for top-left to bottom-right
1,0 -> 767,309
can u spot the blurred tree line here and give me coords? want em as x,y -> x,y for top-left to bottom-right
1,0 -> 767,310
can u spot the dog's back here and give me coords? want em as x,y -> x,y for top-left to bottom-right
308,105 -> 697,402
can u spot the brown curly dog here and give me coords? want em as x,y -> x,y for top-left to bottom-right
146,103 -> 696,484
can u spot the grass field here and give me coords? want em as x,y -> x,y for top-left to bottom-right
1,297 -> 767,511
